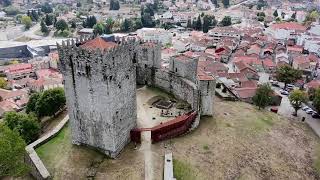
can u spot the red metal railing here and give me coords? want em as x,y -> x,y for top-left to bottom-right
130,111 -> 198,143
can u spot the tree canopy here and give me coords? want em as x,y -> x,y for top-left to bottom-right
41,2 -> 53,14
220,16 -> 232,26
35,88 -> 66,117
289,89 -> 307,116
252,84 -> 273,110
1,0 -> 11,7
273,10 -> 278,17
0,124 -> 29,177
21,16 -> 32,30
110,0 -> 120,10
55,19 -> 68,31
0,77 -> 7,89
121,19 -> 132,32
3,112 -> 40,144
93,22 -> 105,35
276,65 -> 302,88
203,15 -> 217,33
222,0 -> 229,8
83,16 -> 97,28
40,20 -> 49,35
313,88 -> 320,113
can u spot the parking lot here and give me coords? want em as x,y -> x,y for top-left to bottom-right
272,84 -> 320,137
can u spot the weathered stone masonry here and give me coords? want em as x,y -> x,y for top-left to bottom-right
58,36 -> 215,158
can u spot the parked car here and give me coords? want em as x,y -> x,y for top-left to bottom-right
270,107 -> 278,113
312,112 -> 320,119
306,109 -> 315,114
280,89 -> 289,95
302,106 -> 310,111
287,84 -> 295,89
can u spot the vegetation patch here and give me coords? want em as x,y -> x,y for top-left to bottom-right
173,159 -> 197,180
36,123 -> 70,168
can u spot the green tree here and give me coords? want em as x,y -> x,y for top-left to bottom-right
0,77 -> 7,89
83,16 -> 97,28
222,0 -> 229,8
273,10 -> 278,17
195,15 -> 202,31
276,65 -> 302,89
3,112 -> 40,144
110,0 -> 120,10
26,92 -> 41,114
21,15 -> 32,30
313,88 -> 320,113
187,19 -> 192,28
35,88 -> 66,117
202,15 -> 217,33
289,90 -> 307,116
291,12 -> 296,20
45,14 -> 54,26
220,16 -> 232,26
0,124 -> 29,177
40,20 -> 49,34
93,22 -> 105,35
76,2 -> 82,7
305,10 -> 319,24
55,19 -> 68,31
41,2 -> 53,13
281,12 -> 285,19
71,20 -> 77,29
1,0 -> 12,6
134,18 -> 143,30
121,19 -> 132,32
258,16 -> 265,22
252,84 -> 273,110
141,13 -> 155,27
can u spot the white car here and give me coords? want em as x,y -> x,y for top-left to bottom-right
280,89 -> 289,95
302,106 -> 310,111
306,109 -> 315,114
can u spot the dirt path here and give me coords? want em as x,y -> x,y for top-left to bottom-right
139,131 -> 154,180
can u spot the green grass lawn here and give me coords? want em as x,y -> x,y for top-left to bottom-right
36,123 -> 71,170
173,159 -> 197,180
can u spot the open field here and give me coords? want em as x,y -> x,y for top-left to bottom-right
34,97 -> 320,180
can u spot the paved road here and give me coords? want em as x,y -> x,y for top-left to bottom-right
272,86 -> 320,137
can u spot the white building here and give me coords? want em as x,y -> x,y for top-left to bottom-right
264,22 -> 307,40
137,28 -> 172,45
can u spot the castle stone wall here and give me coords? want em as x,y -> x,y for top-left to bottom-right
58,40 -> 137,157
199,80 -> 215,116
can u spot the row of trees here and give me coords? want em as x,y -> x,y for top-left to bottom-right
0,88 -> 66,176
186,15 -> 218,33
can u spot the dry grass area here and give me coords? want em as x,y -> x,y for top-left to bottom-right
154,98 -> 320,180
34,98 -> 320,180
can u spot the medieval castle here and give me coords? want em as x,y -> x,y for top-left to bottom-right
57,36 -> 215,158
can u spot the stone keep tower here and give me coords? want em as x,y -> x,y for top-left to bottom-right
58,37 -> 137,157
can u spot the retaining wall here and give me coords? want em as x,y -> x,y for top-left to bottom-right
25,115 -> 69,180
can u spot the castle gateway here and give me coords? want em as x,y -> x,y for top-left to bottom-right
58,36 -> 215,158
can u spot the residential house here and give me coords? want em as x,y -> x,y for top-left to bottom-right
265,22 -> 307,40
137,28 -> 172,45
5,63 -> 35,80
233,61 -> 260,80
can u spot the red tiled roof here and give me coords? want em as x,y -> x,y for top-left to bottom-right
240,80 -> 257,88
7,63 -> 32,73
294,55 -> 309,65
306,80 -> 320,89
80,37 -> 118,51
197,69 -> 215,81
235,87 -> 257,99
0,89 -> 28,100
270,22 -> 307,31
263,59 -> 276,67
233,56 -> 262,65
287,45 -> 303,53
